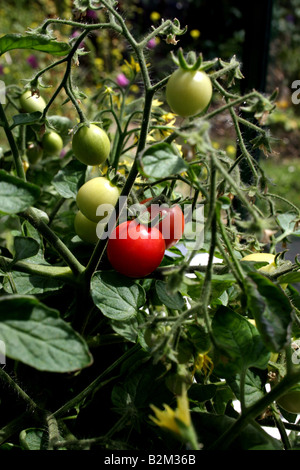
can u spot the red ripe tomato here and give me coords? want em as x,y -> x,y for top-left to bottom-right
106,220 -> 165,278
141,198 -> 185,249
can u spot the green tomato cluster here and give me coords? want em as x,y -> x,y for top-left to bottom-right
74,176 -> 120,244
19,90 -> 66,164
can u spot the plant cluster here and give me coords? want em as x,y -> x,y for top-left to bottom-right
1,0 -> 300,452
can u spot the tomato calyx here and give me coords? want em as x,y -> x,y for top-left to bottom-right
138,194 -> 185,249
106,167 -> 126,189
171,47 -> 216,73
129,193 -> 171,229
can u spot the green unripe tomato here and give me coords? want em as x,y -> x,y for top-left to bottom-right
42,131 -> 64,155
76,176 -> 120,223
26,142 -> 43,164
166,67 -> 212,117
19,90 -> 46,113
277,386 -> 300,414
74,210 -> 99,244
72,123 -> 111,166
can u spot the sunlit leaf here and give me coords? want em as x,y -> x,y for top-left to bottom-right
0,295 -> 92,372
0,33 -> 71,56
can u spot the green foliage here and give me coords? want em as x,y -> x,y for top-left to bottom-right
0,0 -> 300,453
0,295 -> 91,372
0,170 -> 41,214
0,33 -> 71,57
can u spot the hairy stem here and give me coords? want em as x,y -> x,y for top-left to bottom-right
20,207 -> 84,277
0,103 -> 26,180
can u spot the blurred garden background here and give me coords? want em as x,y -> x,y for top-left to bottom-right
1,0 -> 300,248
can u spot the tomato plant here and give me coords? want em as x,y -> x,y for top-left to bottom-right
72,123 -> 111,166
141,197 -> 185,249
76,176 -> 120,223
107,220 -> 166,277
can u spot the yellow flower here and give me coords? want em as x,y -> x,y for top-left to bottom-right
151,99 -> 163,109
103,86 -> 120,108
192,351 -> 214,377
150,11 -> 161,22
22,160 -> 30,174
94,57 -> 104,72
276,99 -> 289,109
124,56 -> 141,74
129,84 -> 140,94
104,86 -> 114,96
112,48 -> 123,63
161,113 -> 177,124
146,133 -> 157,143
226,144 -> 236,157
190,29 -> 201,39
149,386 -> 191,435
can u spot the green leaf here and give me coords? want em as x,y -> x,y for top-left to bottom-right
188,383 -> 217,403
0,33 -> 71,57
11,111 -> 43,129
13,236 -> 40,263
212,306 -> 270,378
111,357 -> 168,412
21,220 -> 47,264
47,115 -> 73,145
91,271 -> 146,320
213,386 -> 236,415
228,369 -> 267,408
19,428 -> 48,450
187,324 -> 211,352
188,272 -> 236,304
278,271 -> 300,284
0,295 -> 92,372
276,213 -> 297,234
192,412 -> 282,450
244,272 -> 293,352
52,159 -> 86,198
155,280 -> 185,309
2,271 -> 66,295
0,170 -> 40,214
110,311 -> 147,343
138,142 -> 188,178
73,0 -> 90,11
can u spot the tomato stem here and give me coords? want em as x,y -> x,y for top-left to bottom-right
0,103 -> 26,181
